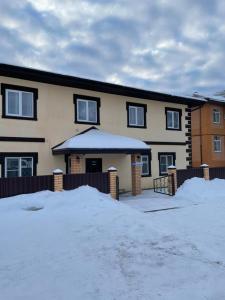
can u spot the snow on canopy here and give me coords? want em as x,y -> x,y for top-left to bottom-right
54,128 -> 150,151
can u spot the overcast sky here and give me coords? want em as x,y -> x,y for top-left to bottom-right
1,0 -> 225,96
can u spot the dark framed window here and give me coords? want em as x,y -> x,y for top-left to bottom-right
1,84 -> 38,120
126,102 -> 147,128
212,108 -> 221,124
158,152 -> 176,176
213,136 -> 222,152
73,94 -> 100,125
141,152 -> 151,177
0,152 -> 38,178
165,107 -> 182,131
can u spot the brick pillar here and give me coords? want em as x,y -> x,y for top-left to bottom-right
131,154 -> 142,196
201,164 -> 209,180
108,167 -> 118,200
53,169 -> 63,192
167,166 -> 177,195
70,154 -> 82,174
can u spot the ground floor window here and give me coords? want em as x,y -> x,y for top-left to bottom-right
0,153 -> 38,178
141,154 -> 151,177
158,152 -> 176,176
5,157 -> 33,177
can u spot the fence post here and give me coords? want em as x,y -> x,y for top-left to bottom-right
131,154 -> 142,196
167,166 -> 177,195
108,167 -> 118,200
53,169 -> 63,192
200,164 -> 209,180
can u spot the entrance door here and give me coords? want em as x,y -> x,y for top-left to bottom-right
86,158 -> 102,173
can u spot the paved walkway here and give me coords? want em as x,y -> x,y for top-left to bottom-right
120,189 -> 178,212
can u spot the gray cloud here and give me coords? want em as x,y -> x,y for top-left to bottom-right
0,0 -> 225,96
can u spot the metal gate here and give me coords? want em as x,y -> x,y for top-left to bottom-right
153,174 -> 175,196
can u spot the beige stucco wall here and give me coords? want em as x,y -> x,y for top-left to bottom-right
0,76 -> 189,191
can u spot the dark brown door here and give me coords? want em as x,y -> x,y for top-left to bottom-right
86,158 -> 102,173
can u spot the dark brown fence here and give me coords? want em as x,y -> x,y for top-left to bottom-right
177,168 -> 203,188
63,172 -> 109,194
0,175 -> 53,199
209,167 -> 225,180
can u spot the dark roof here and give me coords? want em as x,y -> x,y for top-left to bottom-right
0,63 -> 203,106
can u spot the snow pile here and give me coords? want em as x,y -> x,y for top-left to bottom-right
54,128 -> 150,150
176,177 -> 225,201
1,186 -> 225,299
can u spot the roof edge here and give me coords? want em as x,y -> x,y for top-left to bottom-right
0,63 -> 203,106
52,148 -> 150,155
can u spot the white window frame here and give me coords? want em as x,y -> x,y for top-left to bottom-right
213,136 -> 222,153
159,154 -> 174,175
167,110 -> 180,129
128,105 -> 144,127
77,99 -> 97,123
213,109 -> 221,124
141,155 -> 150,176
6,89 -> 34,118
5,157 -> 33,177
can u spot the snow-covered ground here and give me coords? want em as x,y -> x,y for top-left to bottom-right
1,178 -> 225,299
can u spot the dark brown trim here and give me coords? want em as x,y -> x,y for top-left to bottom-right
186,106 -> 192,167
165,107 -> 182,131
0,64 -> 203,106
53,148 -> 149,155
145,141 -> 186,146
0,152 -> 38,178
0,137 -> 45,142
73,94 -> 100,125
126,102 -> 147,128
1,83 -> 38,121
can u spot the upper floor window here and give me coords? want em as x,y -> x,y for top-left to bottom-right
126,102 -> 147,128
74,94 -> 100,125
1,84 -> 38,120
213,136 -> 221,152
213,108 -> 220,124
165,108 -> 182,130
6,90 -> 33,118
141,154 -> 151,177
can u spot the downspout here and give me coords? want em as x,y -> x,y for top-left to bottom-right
200,107 -> 203,165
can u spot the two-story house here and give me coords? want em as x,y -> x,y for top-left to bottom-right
0,64 -> 202,193
192,93 -> 225,167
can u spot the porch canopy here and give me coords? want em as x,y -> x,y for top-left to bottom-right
52,127 -> 150,154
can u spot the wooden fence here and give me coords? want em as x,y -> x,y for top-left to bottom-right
0,175 -> 53,199
209,167 -> 225,180
63,172 -> 109,194
177,167 -> 204,188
